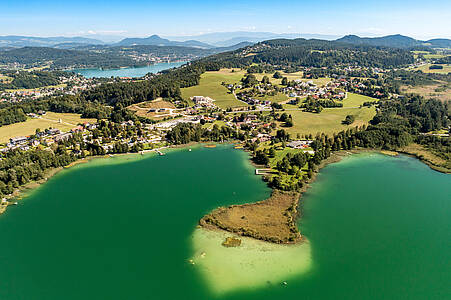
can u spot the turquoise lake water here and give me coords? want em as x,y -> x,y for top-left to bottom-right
0,147 -> 449,299
70,61 -> 186,78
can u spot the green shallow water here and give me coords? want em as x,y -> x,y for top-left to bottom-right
0,147 -> 450,299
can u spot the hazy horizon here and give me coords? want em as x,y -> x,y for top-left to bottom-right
1,0 -> 450,41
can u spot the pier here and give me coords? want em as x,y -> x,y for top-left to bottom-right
255,169 -> 271,175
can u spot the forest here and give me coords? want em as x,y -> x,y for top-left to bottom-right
0,70 -> 69,90
0,47 -> 146,69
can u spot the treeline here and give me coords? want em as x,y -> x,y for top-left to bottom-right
0,147 -> 77,196
302,98 -> 343,113
0,107 -> 27,126
0,94 -> 112,127
165,122 -> 236,144
416,135 -> 451,168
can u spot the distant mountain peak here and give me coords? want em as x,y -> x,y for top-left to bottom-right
116,35 -> 214,49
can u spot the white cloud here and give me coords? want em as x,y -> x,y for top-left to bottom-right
73,30 -> 128,36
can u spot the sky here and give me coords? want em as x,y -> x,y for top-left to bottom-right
1,0 -> 450,40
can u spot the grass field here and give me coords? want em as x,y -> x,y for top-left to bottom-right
0,112 -> 96,144
181,69 -> 247,108
255,72 -> 331,87
411,51 -> 447,60
410,64 -> 451,74
342,93 -> 379,108
127,99 -> 177,120
181,69 -> 332,108
283,106 -> 376,136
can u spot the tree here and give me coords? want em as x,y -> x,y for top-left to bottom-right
342,115 -> 355,125
273,71 -> 282,79
268,147 -> 276,158
281,77 -> 288,85
242,74 -> 258,87
253,150 -> 269,165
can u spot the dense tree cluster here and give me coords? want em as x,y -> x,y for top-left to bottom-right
0,147 -> 76,196
250,39 -> 414,69
302,98 -> 343,113
165,122 -> 236,145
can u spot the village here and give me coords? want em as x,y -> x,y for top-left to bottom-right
0,74 -> 103,103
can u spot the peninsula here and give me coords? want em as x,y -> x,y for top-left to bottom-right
200,190 -> 302,244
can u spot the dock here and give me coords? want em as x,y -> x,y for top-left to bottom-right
255,169 -> 271,175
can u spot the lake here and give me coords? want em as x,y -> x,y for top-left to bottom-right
69,61 -> 186,78
0,146 -> 450,300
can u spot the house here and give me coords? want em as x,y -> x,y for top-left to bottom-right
46,128 -> 61,135
54,132 -> 72,142
9,136 -> 28,147
257,133 -> 272,142
71,125 -> 84,133
287,140 -> 313,149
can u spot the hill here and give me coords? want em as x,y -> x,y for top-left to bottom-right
0,41 -> 253,70
337,34 -> 451,49
336,34 -> 421,48
116,35 -> 214,49
425,39 -> 451,48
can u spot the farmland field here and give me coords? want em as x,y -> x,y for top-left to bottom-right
410,63 -> 451,74
127,98 -> 177,120
181,69 -> 332,108
283,106 -> 376,136
0,112 -> 96,144
181,69 -> 247,108
342,93 -> 379,108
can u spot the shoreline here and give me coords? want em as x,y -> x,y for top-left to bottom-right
1,143 -> 448,219
0,146 -> 177,216
198,149 -> 348,245
0,142 -> 221,216
197,147 -> 441,245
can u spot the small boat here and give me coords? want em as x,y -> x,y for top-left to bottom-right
188,149 -> 192,152
14,202 -> 18,205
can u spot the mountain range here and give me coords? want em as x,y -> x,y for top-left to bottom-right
115,35 -> 215,48
0,36 -> 104,48
164,32 -> 340,47
0,33 -> 450,50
